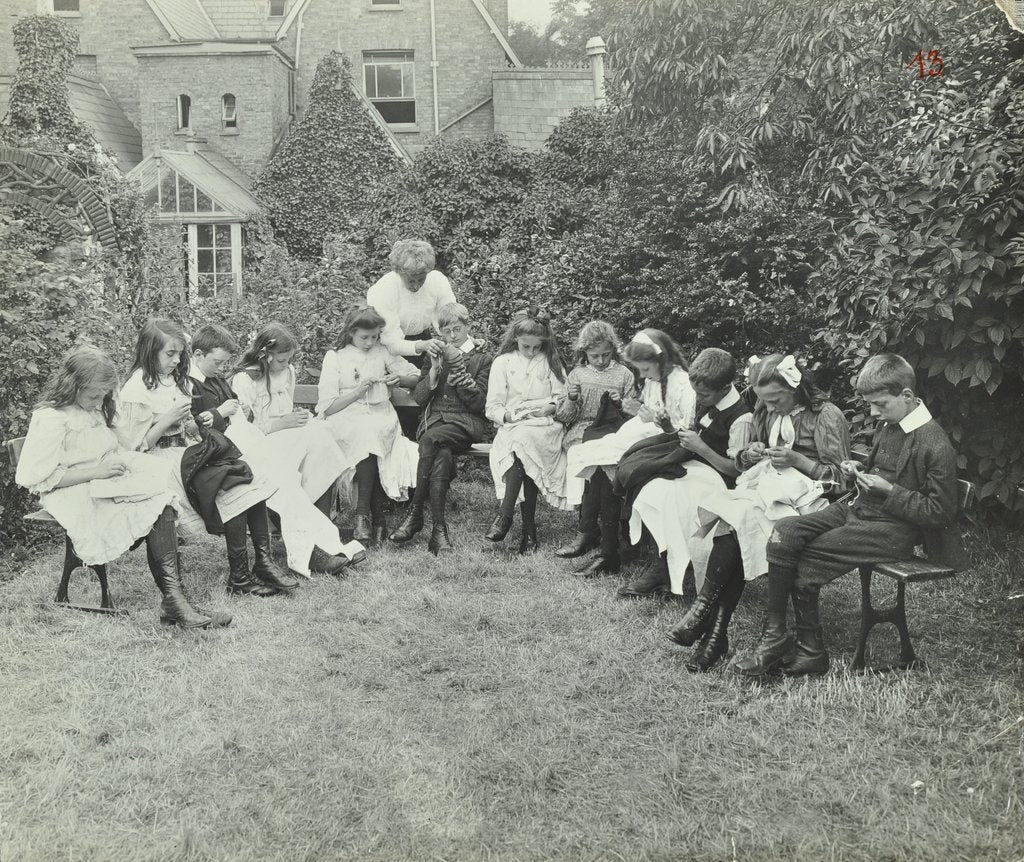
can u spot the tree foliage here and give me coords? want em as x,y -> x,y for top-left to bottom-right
254,52 -> 402,259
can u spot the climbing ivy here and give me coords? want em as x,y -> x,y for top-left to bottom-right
254,52 -> 402,259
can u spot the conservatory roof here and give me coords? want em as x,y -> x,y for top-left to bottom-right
144,0 -> 220,41
128,145 -> 261,218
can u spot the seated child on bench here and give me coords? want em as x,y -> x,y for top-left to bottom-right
730,353 -> 960,679
388,302 -> 493,554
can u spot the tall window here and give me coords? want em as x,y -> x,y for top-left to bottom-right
192,224 -> 236,298
52,0 -> 80,11
222,94 -> 237,129
176,94 -> 191,130
268,0 -> 286,15
363,51 -> 415,124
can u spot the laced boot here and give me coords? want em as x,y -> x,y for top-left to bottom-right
248,505 -> 299,594
224,514 -> 277,597
389,504 -> 424,543
555,531 -> 600,559
574,513 -> 620,577
666,578 -> 728,646
616,554 -> 670,599
486,511 -> 514,542
371,518 -> 389,548
352,514 -> 373,544
687,574 -> 746,672
784,586 -> 830,676
518,502 -> 539,555
309,545 -> 351,577
428,523 -> 454,555
146,507 -> 215,629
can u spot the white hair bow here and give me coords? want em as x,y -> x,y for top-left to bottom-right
776,354 -> 802,388
745,354 -> 762,381
631,331 -> 662,354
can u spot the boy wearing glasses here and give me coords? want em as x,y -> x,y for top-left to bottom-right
732,354 -> 962,679
389,303 -> 493,554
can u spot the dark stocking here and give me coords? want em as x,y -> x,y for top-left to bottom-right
499,457 -> 526,520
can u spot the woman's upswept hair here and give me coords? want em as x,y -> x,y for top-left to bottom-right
574,320 -> 622,367
389,239 -> 436,280
749,353 -> 827,411
496,305 -> 565,382
336,304 -> 387,349
39,345 -> 120,427
238,322 -> 300,393
622,328 -> 689,377
131,318 -> 190,394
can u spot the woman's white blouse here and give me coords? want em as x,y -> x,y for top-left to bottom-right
485,352 -> 566,425
15,406 -> 119,495
366,270 -> 458,356
641,366 -> 697,431
232,366 -> 296,434
316,345 -> 418,415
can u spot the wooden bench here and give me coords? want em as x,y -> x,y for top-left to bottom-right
292,384 -> 491,461
848,449 -> 974,671
4,437 -> 125,616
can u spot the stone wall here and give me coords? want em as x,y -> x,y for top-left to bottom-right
492,68 -> 595,151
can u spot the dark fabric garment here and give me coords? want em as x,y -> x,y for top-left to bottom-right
429,448 -> 455,523
851,422 -> 903,519
693,396 -> 751,476
703,532 -> 744,591
767,502 -> 921,589
521,476 -> 538,528
578,479 -> 600,536
613,432 -> 691,504
582,391 -> 629,442
397,328 -> 435,440
188,374 -> 238,433
355,456 -> 381,518
591,468 -> 621,556
414,348 -> 493,442
500,457 -> 526,519
180,428 -> 255,535
411,423 -> 469,507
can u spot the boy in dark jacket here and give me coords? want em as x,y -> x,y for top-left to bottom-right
732,353 -> 961,678
389,303 -> 493,554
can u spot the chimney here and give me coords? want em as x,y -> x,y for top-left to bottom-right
586,36 -> 607,107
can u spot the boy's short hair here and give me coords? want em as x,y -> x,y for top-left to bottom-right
191,324 -> 238,355
437,302 -> 470,328
689,347 -> 736,391
855,353 -> 917,396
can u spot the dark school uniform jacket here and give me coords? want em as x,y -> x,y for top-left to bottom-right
189,374 -> 240,433
413,344 -> 493,442
862,406 -> 966,569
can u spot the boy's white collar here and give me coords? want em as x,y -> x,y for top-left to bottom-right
458,338 -> 475,354
898,400 -> 931,432
191,366 -> 207,383
715,386 -> 741,411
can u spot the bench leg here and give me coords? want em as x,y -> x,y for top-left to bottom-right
852,566 -> 921,672
95,564 -> 114,610
54,535 -> 125,616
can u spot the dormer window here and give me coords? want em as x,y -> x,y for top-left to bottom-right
176,94 -> 191,130
269,0 -> 286,15
222,94 -> 237,129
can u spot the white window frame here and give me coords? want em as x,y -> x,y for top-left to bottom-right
187,223 -> 242,299
363,51 -> 415,124
222,93 -> 237,130
176,94 -> 191,130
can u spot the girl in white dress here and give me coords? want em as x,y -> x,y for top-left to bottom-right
15,346 -> 222,629
232,322 -> 347,514
117,319 -> 298,598
566,329 -> 697,587
485,307 -> 570,554
317,305 -> 420,545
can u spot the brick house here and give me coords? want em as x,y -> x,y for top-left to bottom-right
0,0 -> 522,297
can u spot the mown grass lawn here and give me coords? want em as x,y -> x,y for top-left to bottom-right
1,478 -> 1022,862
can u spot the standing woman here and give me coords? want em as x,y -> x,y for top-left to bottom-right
366,239 -> 454,437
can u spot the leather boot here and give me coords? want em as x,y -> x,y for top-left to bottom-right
353,514 -> 373,544
248,505 -> 299,594
146,507 -> 215,629
574,552 -> 620,578
371,517 -> 388,548
730,611 -> 792,677
428,522 -> 454,555
555,531 -> 600,559
667,533 -> 741,644
224,514 -> 277,597
485,512 -> 513,542
616,555 -> 670,598
784,586 -> 830,676
389,505 -> 424,543
518,502 -> 538,554
309,545 -> 351,577
687,575 -> 746,672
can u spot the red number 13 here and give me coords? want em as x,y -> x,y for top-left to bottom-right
907,49 -> 944,79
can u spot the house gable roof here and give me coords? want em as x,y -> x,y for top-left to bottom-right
0,73 -> 143,171
144,0 -> 220,41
